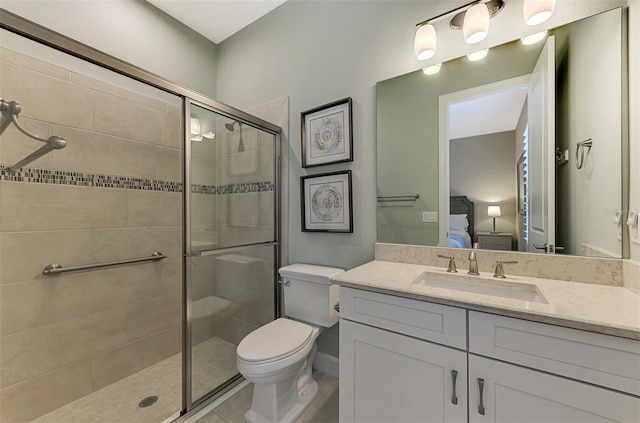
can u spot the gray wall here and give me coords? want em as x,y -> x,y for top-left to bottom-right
1,0 -> 218,98
450,131 -> 518,237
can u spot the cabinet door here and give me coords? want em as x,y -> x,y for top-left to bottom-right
469,354 -> 640,423
340,319 -> 467,423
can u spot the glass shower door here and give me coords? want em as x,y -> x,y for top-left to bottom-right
185,101 -> 279,407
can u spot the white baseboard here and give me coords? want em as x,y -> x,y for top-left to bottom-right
313,352 -> 339,378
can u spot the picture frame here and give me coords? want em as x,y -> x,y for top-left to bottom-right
301,97 -> 353,168
301,170 -> 353,233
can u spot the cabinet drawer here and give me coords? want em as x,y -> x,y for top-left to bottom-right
469,311 -> 640,396
340,287 -> 466,349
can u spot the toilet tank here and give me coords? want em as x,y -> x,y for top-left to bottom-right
279,264 -> 345,327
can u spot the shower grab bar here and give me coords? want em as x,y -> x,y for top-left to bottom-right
377,194 -> 420,202
1,98 -> 67,173
42,252 -> 166,275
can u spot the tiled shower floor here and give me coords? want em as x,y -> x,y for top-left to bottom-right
29,336 -> 338,423
30,337 -> 238,423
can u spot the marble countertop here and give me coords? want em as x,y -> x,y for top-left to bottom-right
332,260 -> 640,340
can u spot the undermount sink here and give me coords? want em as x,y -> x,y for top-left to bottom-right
412,273 -> 548,304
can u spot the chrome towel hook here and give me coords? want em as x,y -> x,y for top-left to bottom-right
575,138 -> 592,170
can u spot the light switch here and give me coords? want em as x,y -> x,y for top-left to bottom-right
422,211 -> 438,223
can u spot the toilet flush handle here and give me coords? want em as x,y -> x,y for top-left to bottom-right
279,279 -> 291,287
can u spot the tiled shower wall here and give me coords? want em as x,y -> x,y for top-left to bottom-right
0,47 -> 183,422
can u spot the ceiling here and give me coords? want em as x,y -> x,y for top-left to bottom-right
146,0 -> 287,44
449,87 -> 528,140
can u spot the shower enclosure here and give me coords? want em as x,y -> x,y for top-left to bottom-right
184,102 -> 280,408
0,9 -> 281,423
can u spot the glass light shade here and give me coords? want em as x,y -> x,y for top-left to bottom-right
487,206 -> 502,217
523,0 -> 556,26
467,48 -> 489,62
190,117 -> 200,135
463,3 -> 490,45
521,30 -> 548,45
423,63 -> 442,75
415,24 -> 437,60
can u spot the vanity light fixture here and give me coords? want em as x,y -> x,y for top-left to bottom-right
467,48 -> 489,61
523,0 -> 556,26
414,0 -> 505,60
423,63 -> 442,75
414,0 -> 556,62
521,30 -> 548,45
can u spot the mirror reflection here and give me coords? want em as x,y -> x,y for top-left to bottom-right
377,8 -> 625,258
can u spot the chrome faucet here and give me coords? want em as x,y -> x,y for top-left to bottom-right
437,255 -> 457,273
468,250 -> 479,275
493,260 -> 519,278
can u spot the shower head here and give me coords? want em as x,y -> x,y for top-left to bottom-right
225,120 -> 245,152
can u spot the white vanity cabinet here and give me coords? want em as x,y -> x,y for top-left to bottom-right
468,355 -> 639,422
339,286 -> 640,423
339,287 -> 468,423
467,311 -> 640,422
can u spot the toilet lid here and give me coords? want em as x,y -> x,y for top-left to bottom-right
237,318 -> 313,362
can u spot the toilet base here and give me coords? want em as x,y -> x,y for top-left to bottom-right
243,378 -> 318,423
243,342 -> 319,423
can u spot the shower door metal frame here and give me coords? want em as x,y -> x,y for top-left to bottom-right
1,8 -> 282,419
183,99 -> 282,410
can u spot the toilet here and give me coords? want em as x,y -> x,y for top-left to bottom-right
236,263 -> 344,423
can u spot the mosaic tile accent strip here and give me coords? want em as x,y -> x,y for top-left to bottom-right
191,181 -> 275,195
0,165 -> 274,195
0,166 -> 183,192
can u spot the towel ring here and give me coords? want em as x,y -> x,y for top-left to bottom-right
575,138 -> 592,170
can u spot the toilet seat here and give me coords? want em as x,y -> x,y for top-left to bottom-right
237,318 -> 314,364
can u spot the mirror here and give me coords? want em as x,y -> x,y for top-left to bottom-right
377,7 -> 627,258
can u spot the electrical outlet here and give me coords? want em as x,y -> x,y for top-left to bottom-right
422,211 -> 438,223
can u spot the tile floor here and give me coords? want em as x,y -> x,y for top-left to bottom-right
30,337 -> 237,423
194,371 -> 339,423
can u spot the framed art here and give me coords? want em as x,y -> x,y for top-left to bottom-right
301,97 -> 353,168
301,170 -> 353,233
